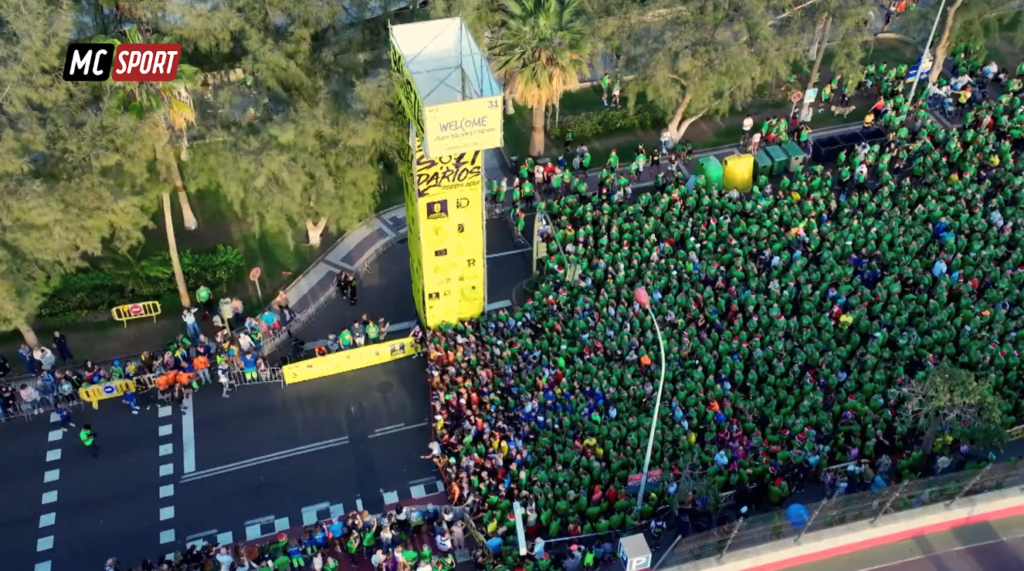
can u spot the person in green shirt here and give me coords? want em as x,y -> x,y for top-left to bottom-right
80,424 -> 98,457
366,319 -> 380,343
196,284 -> 213,316
607,149 -> 619,169
600,73 -> 610,105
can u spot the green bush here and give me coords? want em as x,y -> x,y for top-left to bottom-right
39,245 -> 246,320
547,105 -> 662,140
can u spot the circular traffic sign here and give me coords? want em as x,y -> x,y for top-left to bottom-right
249,267 -> 262,281
101,383 -> 117,395
790,91 -> 804,103
128,304 -> 144,316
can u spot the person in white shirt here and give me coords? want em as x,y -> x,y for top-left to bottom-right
215,547 -> 234,571
741,114 -> 754,146
436,530 -> 453,552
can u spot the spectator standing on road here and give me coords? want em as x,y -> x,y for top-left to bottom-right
56,404 -> 75,431
20,382 -> 42,413
377,317 -> 390,341
34,345 -> 56,371
51,331 -> 73,363
241,350 -> 259,383
217,366 -> 232,398
17,343 -> 35,374
196,284 -> 214,319
215,547 -> 233,571
260,308 -> 281,332
348,277 -> 358,306
352,320 -> 366,347
0,383 -> 15,421
366,318 -> 380,344
230,298 -> 245,327
182,307 -> 201,339
80,424 -> 99,457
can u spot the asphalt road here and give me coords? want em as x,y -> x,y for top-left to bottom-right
2,357 -> 440,571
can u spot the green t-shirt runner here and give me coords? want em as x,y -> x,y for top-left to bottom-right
196,285 -> 212,304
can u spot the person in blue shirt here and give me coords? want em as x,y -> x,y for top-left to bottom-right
327,517 -> 345,544
55,405 -> 75,432
287,539 -> 305,568
241,351 -> 258,382
122,389 -> 139,415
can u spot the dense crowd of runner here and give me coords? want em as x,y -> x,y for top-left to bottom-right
426,49 -> 1024,568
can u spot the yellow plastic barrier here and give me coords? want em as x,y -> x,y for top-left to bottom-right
79,380 -> 137,409
111,301 -> 162,326
722,153 -> 755,192
283,336 -> 418,384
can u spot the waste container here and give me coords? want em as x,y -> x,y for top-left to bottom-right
764,145 -> 788,177
754,149 -> 772,180
722,153 -> 754,192
781,141 -> 807,172
694,156 -> 723,188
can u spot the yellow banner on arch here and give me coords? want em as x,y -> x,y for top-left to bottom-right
411,137 -> 485,327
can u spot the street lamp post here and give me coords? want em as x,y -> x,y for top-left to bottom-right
907,0 -> 948,105
634,287 -> 667,511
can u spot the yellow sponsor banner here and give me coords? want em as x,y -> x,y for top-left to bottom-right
282,336 -> 418,384
412,138 -> 485,327
79,380 -> 137,410
422,96 -> 503,158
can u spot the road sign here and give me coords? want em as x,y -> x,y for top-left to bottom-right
803,88 -> 819,104
790,91 -> 804,103
129,304 -> 144,316
112,301 -> 161,326
249,267 -> 262,281
101,383 -> 118,396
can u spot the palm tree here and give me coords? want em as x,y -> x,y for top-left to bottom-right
98,26 -> 201,307
490,0 -> 592,156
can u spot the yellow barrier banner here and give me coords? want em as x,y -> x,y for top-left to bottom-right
283,336 -> 418,385
79,380 -> 137,409
412,138 -> 486,327
111,301 -> 162,326
423,96 -> 503,158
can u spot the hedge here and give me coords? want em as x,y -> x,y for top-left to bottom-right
40,245 -> 245,323
547,105 -> 663,140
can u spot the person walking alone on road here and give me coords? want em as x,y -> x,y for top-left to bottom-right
196,284 -> 214,319
51,331 -> 73,363
55,404 -> 75,432
80,424 -> 99,457
182,307 -> 201,339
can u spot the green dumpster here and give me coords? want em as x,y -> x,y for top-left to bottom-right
694,156 -> 723,188
781,141 -> 808,173
754,149 -> 772,180
764,145 -> 788,177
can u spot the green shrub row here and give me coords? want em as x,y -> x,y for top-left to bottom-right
40,245 -> 245,322
547,105 -> 663,140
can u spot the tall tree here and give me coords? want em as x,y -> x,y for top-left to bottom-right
186,77 -> 401,247
901,365 -> 1004,457
905,0 -> 1024,84
97,27 -> 202,308
797,0 -> 872,118
631,0 -> 804,142
490,0 -> 593,156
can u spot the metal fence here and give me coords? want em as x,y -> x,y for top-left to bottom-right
655,460 -> 1024,569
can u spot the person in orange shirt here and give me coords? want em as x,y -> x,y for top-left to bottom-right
192,354 -> 211,385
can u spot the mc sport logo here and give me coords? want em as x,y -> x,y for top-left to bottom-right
62,43 -> 182,82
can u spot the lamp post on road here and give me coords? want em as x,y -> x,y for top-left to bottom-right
907,0 -> 948,105
634,286 -> 667,511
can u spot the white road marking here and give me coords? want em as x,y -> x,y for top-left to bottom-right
39,513 -> 56,528
35,561 -> 51,571
160,506 -> 175,521
181,437 -> 349,483
368,422 -> 428,438
45,449 -> 61,462
159,529 -> 176,544
486,247 -> 531,259
409,476 -> 439,485
244,525 -> 263,541
383,491 -> 400,505
159,443 -> 174,457
186,530 -> 218,541
485,299 -> 513,311
182,395 -> 196,474
47,430 -> 63,442
410,484 -> 428,499
375,424 -> 404,432
355,498 -> 363,512
43,469 -> 60,484
301,502 -> 330,526
49,412 -> 60,423
36,536 -> 53,552
245,516 -> 275,526
159,424 -> 173,437
160,463 -> 174,477
216,531 -> 234,545
274,517 -> 291,533
41,491 -> 58,505
158,405 -> 172,418
160,484 -> 175,498
330,504 -> 346,518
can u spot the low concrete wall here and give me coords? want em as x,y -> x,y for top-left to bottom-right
666,485 -> 1024,571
